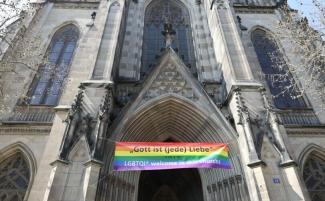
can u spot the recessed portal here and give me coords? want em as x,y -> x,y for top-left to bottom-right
138,168 -> 204,201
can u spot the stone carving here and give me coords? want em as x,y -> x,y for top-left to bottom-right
162,23 -> 176,48
146,1 -> 188,26
60,113 -> 94,160
210,0 -> 227,10
77,114 -> 93,149
234,87 -> 294,164
60,84 -> 115,161
92,85 -> 114,160
259,88 -> 293,164
235,88 -> 262,165
143,63 -> 198,102
60,86 -> 85,159
65,86 -> 84,122
116,85 -> 138,107
99,86 -> 113,121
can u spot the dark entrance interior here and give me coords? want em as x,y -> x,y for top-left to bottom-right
138,168 -> 204,201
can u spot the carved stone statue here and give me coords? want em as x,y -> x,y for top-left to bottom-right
162,23 -> 176,48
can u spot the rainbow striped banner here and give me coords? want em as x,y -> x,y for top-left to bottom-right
113,142 -> 231,171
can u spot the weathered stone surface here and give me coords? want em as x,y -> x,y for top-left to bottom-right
0,0 -> 323,201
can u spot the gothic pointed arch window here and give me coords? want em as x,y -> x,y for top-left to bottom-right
0,152 -> 31,201
251,29 -> 307,109
29,24 -> 79,105
302,152 -> 325,201
141,0 -> 196,78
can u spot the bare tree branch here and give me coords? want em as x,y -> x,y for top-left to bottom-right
269,1 -> 325,111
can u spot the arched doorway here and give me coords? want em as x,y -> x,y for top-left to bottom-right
138,169 -> 204,201
98,96 -> 250,201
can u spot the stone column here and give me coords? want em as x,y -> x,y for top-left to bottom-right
59,87 -> 84,160
27,108 -> 70,201
204,0 -> 254,84
44,160 -> 70,201
281,165 -> 311,201
91,0 -> 125,81
235,89 -> 261,164
28,86 -> 85,201
82,160 -> 103,201
92,84 -> 113,160
229,88 -> 270,201
260,88 -> 311,201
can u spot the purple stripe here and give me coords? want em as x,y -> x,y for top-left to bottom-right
113,162 -> 231,171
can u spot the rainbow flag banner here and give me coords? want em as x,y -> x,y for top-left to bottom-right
113,142 -> 231,171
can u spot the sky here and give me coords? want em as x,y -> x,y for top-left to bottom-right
288,0 -> 324,33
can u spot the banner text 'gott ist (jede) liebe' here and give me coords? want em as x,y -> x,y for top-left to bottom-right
113,142 -> 231,171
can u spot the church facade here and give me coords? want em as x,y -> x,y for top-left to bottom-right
0,0 -> 325,201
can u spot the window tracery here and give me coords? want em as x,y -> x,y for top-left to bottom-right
142,0 -> 196,79
303,154 -> 325,201
251,29 -> 306,109
0,152 -> 30,201
30,24 -> 79,105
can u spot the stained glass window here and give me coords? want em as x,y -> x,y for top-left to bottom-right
30,25 -> 79,105
251,29 -> 306,109
0,152 -> 30,201
303,154 -> 325,201
141,0 -> 196,79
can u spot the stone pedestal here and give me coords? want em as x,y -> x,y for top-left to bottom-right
280,163 -> 311,201
45,160 -> 70,201
249,164 -> 271,201
27,109 -> 69,201
82,160 -> 103,201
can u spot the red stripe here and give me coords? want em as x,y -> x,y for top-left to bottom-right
116,142 -> 227,148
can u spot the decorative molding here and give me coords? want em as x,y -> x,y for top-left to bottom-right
286,127 -> 325,136
143,63 -> 198,102
54,105 -> 71,111
66,86 -> 84,121
4,106 -> 55,124
52,2 -> 99,9
277,109 -> 320,126
59,84 -> 114,161
297,143 -> 325,171
279,160 -> 297,168
99,86 -> 114,120
233,6 -> 276,14
234,88 -> 263,164
232,0 -> 284,12
81,80 -> 114,88
247,160 -> 266,168
83,159 -> 103,167
0,126 -> 51,135
50,159 -> 70,166
225,82 -> 263,104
